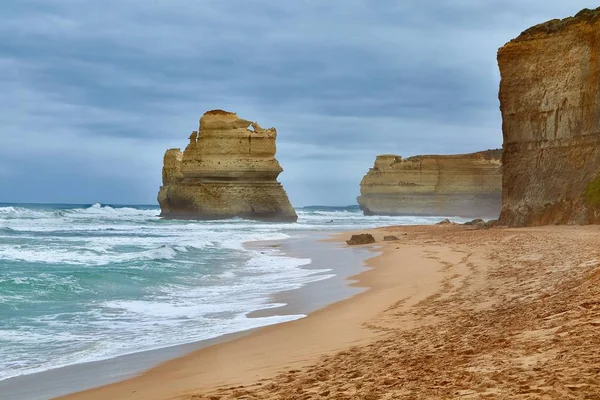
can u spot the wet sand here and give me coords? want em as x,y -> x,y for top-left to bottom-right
247,232 -> 372,318
57,225 -> 445,400
0,234 -> 372,400
58,225 -> 600,399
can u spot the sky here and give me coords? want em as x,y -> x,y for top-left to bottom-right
1,1 -> 598,206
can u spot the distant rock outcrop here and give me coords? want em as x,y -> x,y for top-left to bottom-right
497,8 -> 600,226
157,110 -> 297,222
357,150 -> 502,218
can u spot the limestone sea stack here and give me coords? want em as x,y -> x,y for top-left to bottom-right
357,150 -> 502,218
497,8 -> 600,226
157,110 -> 298,222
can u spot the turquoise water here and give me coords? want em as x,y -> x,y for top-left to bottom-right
0,203 -> 462,381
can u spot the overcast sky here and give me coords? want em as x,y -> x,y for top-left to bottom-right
1,1 -> 597,206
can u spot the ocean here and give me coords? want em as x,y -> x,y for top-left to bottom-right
0,203 -> 461,382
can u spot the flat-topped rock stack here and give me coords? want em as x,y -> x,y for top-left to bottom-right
497,7 -> 600,226
357,150 -> 502,218
158,110 -> 297,222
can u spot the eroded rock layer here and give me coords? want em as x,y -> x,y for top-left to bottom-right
497,8 -> 600,226
158,110 -> 297,221
357,150 -> 502,218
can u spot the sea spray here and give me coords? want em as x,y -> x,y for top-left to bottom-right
0,203 -> 467,381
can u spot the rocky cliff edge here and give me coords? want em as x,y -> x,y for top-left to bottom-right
497,7 -> 600,226
357,150 -> 502,218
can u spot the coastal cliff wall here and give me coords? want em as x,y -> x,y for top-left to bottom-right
158,110 -> 297,221
497,8 -> 600,226
357,150 -> 502,218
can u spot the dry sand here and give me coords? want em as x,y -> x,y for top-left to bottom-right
59,225 -> 600,400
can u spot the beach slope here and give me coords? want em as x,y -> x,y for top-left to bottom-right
59,225 -> 600,399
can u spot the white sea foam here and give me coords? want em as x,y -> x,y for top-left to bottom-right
0,203 -> 463,382
53,203 -> 160,220
0,312 -> 306,381
0,244 -> 179,265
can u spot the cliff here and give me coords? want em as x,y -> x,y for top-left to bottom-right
497,7 -> 600,226
157,110 -> 297,222
357,150 -> 502,218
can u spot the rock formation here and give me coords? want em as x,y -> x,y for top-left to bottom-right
157,110 -> 297,222
346,233 -> 376,246
497,8 -> 600,226
357,150 -> 502,218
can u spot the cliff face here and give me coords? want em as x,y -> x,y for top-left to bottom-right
157,110 -> 297,222
357,150 -> 502,218
497,8 -> 600,226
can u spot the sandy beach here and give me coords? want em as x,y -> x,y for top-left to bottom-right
5,3 -> 600,400
58,224 -> 600,400
0,232 -> 373,400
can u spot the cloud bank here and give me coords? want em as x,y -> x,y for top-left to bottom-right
1,0 -> 597,205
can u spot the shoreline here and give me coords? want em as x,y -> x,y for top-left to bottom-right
57,225 -> 450,400
57,224 -> 600,399
0,231 -> 374,400
246,232 -> 372,318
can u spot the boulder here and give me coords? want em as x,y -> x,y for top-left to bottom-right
464,218 -> 485,226
346,234 -> 376,245
484,219 -> 498,228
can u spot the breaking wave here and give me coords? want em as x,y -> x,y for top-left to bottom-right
0,202 -> 464,382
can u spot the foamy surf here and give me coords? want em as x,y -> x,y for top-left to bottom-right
0,203 -> 467,382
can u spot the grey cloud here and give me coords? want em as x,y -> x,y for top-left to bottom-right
0,0 -> 598,205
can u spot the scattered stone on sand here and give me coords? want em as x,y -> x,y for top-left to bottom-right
484,219 -> 498,228
463,218 -> 498,230
464,218 -> 485,226
190,225 -> 600,400
383,235 -> 399,241
436,218 -> 454,225
346,234 -> 376,245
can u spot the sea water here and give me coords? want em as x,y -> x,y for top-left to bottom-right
0,203 -> 460,381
